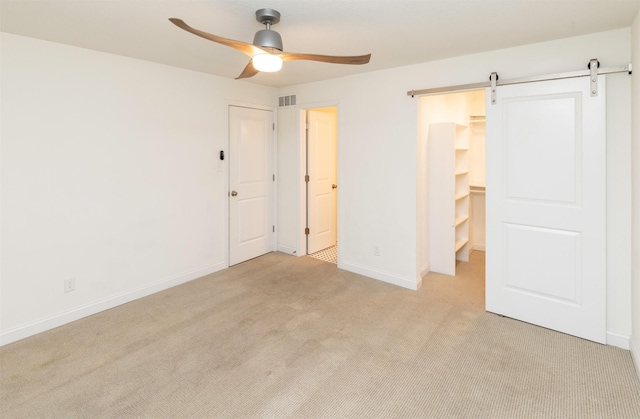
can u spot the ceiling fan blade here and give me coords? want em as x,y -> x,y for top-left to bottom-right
169,18 -> 266,57
235,60 -> 260,79
280,52 -> 371,65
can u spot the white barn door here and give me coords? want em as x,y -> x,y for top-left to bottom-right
229,106 -> 274,266
485,76 -> 606,343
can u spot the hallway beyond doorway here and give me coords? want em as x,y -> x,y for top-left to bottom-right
309,245 -> 337,264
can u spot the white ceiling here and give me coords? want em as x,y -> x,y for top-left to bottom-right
2,1 -> 639,88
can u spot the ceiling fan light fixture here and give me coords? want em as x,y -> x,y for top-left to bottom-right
253,53 -> 283,72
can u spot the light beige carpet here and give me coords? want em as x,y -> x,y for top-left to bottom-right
1,251 -> 639,418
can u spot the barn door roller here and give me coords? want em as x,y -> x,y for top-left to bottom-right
589,58 -> 599,97
490,72 -> 498,105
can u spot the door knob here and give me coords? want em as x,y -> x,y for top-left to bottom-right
332,184 -> 337,189
231,191 -> 238,196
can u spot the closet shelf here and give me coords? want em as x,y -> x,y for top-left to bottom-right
455,238 -> 469,252
428,121 -> 471,275
469,115 -> 486,123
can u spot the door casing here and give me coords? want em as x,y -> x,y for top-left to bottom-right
297,103 -> 340,261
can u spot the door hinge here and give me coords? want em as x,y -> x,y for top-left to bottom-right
273,123 -> 275,131
273,174 -> 275,181
305,122 -> 310,130
305,227 -> 310,235
305,175 -> 309,182
273,225 -> 275,232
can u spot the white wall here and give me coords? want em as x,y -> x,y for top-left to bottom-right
276,106 -> 299,255
277,28 -> 634,342
630,9 -> 640,376
0,33 -> 276,344
417,98 -> 430,277
606,70 -> 633,346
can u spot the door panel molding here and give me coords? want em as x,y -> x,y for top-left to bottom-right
486,76 -> 606,343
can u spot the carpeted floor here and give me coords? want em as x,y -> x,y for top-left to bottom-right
1,251 -> 639,418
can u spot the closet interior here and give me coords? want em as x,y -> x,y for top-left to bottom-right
419,89 -> 486,276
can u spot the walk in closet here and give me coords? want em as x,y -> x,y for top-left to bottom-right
419,89 -> 486,277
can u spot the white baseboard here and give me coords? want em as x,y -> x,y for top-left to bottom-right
339,260 -> 421,290
420,264 -> 431,278
631,337 -> 640,383
606,331 -> 630,349
277,244 -> 298,256
0,262 -> 227,347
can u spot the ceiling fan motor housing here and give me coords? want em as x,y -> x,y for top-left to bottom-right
253,29 -> 283,50
253,8 -> 283,50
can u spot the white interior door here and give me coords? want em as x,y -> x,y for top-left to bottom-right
229,106 -> 274,266
307,108 -> 337,254
485,76 -> 606,343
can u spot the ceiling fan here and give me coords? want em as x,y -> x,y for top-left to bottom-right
169,8 -> 371,79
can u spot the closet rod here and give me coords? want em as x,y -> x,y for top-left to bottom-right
407,63 -> 631,97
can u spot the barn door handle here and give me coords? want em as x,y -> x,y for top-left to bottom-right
231,191 -> 238,196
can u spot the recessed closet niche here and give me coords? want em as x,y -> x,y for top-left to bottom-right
419,90 -> 486,276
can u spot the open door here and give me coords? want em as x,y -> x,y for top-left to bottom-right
485,76 -> 606,343
306,108 -> 338,254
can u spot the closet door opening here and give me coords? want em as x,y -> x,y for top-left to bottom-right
420,90 -> 486,279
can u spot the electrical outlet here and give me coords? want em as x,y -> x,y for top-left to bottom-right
64,278 -> 76,293
373,245 -> 380,256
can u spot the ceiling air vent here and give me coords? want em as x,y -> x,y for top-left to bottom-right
278,94 -> 297,107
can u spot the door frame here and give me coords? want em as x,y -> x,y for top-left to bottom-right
296,102 -> 340,262
305,107 -> 338,255
225,100 -> 278,267
419,89 -> 486,279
